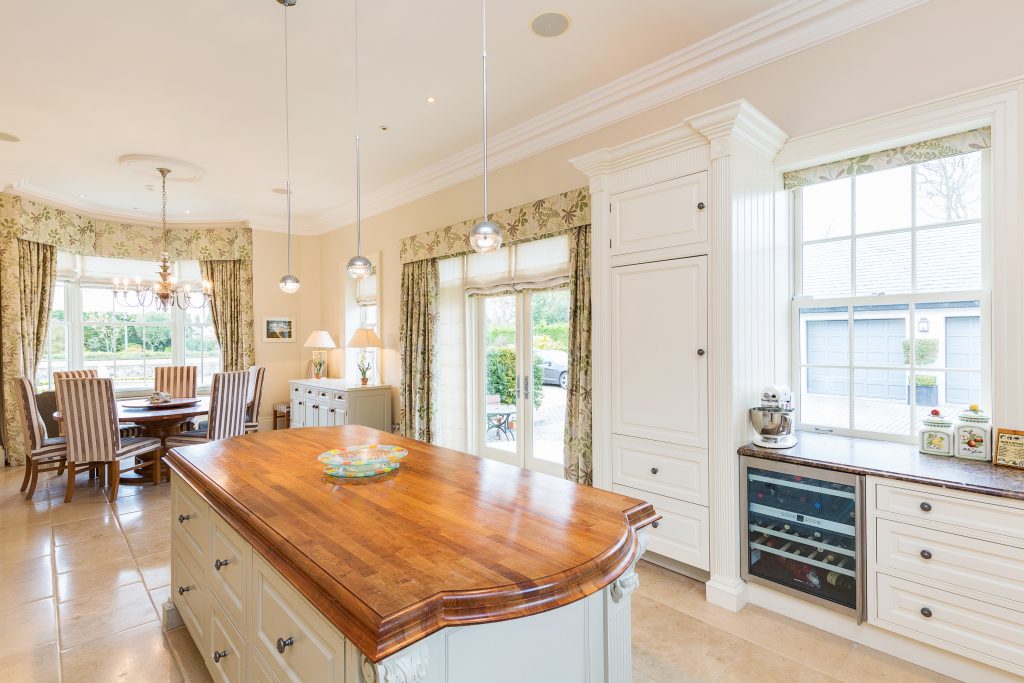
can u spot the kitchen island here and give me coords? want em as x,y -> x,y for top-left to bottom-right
165,425 -> 657,683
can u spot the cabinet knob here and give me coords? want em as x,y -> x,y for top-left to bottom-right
697,201 -> 706,210
920,549 -> 932,560
276,636 -> 294,654
919,502 -> 932,512
651,521 -> 660,529
213,650 -> 228,664
178,585 -> 191,596
650,467 -> 659,475
920,607 -> 933,618
697,348 -> 706,356
214,558 -> 230,571
177,514 -> 191,524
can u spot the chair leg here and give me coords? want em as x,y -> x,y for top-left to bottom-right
57,460 -> 66,475
20,460 -> 32,492
65,463 -> 76,503
88,464 -> 95,480
26,462 -> 40,499
152,450 -> 162,486
107,461 -> 120,502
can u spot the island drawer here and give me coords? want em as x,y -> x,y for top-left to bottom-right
612,435 -> 708,505
209,510 -> 252,636
875,518 -> 1024,606
874,573 -> 1024,674
252,554 -> 348,683
207,595 -> 246,683
613,484 -> 708,570
249,651 -> 281,683
873,482 -> 1024,542
172,472 -> 211,562
172,544 -> 208,646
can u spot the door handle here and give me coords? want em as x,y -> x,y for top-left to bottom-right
524,375 -> 531,399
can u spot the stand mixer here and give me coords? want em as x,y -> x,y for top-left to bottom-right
749,385 -> 798,449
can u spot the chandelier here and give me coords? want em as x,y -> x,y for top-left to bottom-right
113,168 -> 212,311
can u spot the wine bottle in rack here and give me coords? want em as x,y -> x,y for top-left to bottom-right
826,558 -> 855,593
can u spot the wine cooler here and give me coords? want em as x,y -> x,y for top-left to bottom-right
740,457 -> 865,620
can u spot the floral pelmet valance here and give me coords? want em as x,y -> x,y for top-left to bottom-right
399,187 -> 590,264
783,127 -> 991,190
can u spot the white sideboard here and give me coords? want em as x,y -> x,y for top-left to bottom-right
288,379 -> 392,432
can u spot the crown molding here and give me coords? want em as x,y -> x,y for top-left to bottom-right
685,100 -> 789,159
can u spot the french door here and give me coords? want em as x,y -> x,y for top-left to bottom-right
475,289 -> 570,477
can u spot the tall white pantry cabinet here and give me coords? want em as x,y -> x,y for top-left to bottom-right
571,100 -> 787,611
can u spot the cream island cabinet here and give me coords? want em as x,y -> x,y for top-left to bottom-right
288,379 -> 392,432
166,425 -> 658,683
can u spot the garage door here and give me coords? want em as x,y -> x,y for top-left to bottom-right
945,316 -> 981,404
807,318 -> 906,399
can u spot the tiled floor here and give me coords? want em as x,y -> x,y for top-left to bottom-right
1,466 -> 958,683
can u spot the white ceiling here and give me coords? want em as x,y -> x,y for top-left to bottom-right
1,0 -> 787,230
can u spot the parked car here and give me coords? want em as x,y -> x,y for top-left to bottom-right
535,350 -> 569,389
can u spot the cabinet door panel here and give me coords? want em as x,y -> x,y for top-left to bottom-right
611,172 -> 707,256
350,393 -> 389,431
208,597 -> 246,683
610,256 -> 708,447
209,511 -> 251,635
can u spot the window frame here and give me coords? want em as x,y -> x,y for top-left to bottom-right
790,150 -> 992,444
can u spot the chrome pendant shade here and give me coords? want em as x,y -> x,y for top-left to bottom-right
470,0 -> 504,254
346,254 -> 372,280
346,0 -> 373,281
277,0 -> 300,294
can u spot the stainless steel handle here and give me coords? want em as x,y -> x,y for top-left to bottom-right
524,375 -> 531,398
650,467 -> 659,475
213,650 -> 228,663
920,502 -> 932,512
515,375 -> 521,399
214,558 -> 230,571
920,607 -> 932,618
177,514 -> 191,524
276,636 -> 294,654
178,585 -> 191,595
920,549 -> 932,560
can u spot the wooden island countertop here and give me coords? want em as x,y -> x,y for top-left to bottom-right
166,425 -> 658,663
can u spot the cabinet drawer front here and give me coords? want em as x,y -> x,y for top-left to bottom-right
172,545 -> 208,644
612,436 -> 708,505
610,172 -> 708,256
875,573 -> 1024,671
253,555 -> 347,683
172,474 -> 210,562
209,512 -> 252,634
613,484 -> 709,570
876,519 -> 1024,606
874,483 -> 1024,541
208,597 -> 246,683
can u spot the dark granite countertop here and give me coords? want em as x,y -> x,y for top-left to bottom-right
738,431 -> 1024,502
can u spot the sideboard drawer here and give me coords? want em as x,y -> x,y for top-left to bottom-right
614,484 -> 708,570
876,518 -> 1024,606
253,555 -> 347,683
172,544 -> 208,645
208,594 -> 246,683
874,573 -> 1024,673
172,473 -> 210,562
612,435 -> 708,505
209,511 -> 252,635
874,483 -> 1024,542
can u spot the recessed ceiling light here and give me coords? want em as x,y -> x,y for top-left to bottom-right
379,125 -> 390,132
184,209 -> 191,215
531,11 -> 570,38
0,132 -> 19,143
426,96 -> 437,104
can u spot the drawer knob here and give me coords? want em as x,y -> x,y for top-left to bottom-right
177,514 -> 191,524
919,501 -> 932,512
214,558 -> 231,571
650,467 -> 659,475
276,636 -> 294,654
178,586 -> 191,596
213,650 -> 229,664
651,521 -> 660,529
697,201 -> 706,210
920,549 -> 932,560
697,348 -> 706,356
920,607 -> 933,618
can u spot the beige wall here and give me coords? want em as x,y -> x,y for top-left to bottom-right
317,0 -> 1024,416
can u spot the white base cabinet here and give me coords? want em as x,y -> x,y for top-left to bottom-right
288,379 -> 392,432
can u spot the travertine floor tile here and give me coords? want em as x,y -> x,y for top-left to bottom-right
137,550 -> 172,590
118,506 -> 172,533
0,598 -> 57,659
165,626 -> 212,682
52,511 -> 121,546
60,621 -> 174,683
718,641 -> 841,682
0,499 -> 50,528
58,581 -> 157,649
126,525 -> 172,558
0,642 -> 60,683
0,554 -> 53,606
50,499 -> 111,525
636,560 -> 701,610
835,643 -> 963,683
54,529 -> 132,573
0,522 -> 51,567
56,554 -> 142,603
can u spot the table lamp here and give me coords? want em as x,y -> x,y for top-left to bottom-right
303,330 -> 337,379
347,328 -> 383,385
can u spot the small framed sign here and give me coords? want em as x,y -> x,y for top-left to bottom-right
262,316 -> 295,343
993,428 -> 1024,470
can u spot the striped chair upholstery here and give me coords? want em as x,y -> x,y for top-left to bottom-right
57,376 -> 160,502
16,377 -> 67,499
244,366 -> 266,434
166,371 -> 249,447
154,365 -> 197,398
53,369 -> 141,438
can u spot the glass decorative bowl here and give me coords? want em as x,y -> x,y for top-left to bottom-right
318,444 -> 409,480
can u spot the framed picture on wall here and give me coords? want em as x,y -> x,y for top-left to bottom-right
262,316 -> 295,343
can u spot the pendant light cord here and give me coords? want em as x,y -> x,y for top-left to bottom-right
354,0 -> 362,257
283,1 -> 294,276
481,0 -> 489,221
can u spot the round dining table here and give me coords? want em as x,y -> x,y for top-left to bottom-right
55,396 -> 210,485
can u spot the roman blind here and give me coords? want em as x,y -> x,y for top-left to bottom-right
464,234 -> 570,295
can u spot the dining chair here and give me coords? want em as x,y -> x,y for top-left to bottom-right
58,376 -> 161,503
154,365 -> 197,398
166,371 -> 249,447
53,369 -> 141,439
16,377 -> 67,499
244,366 -> 266,434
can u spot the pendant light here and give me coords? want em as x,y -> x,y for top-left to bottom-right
345,0 -> 373,280
278,0 -> 301,294
468,0 -> 503,254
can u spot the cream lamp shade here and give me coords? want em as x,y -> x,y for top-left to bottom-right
347,328 -> 383,349
303,330 -> 337,349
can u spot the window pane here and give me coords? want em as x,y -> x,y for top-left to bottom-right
916,224 -> 982,292
802,241 -> 851,297
801,178 -> 851,241
801,308 -> 849,365
852,305 -> 908,367
800,367 -> 849,429
483,295 -> 517,454
855,232 -> 911,296
82,288 -> 114,322
855,166 -> 912,234
915,152 -> 982,226
942,371 -> 982,406
853,368 -> 910,435
531,289 -> 570,465
51,283 -> 66,321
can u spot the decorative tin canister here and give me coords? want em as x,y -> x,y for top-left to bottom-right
955,405 -> 992,461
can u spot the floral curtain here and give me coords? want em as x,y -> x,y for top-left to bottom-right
564,225 -> 593,485
0,192 -> 252,466
201,260 -> 254,372
17,240 -> 57,380
400,187 -> 590,264
783,127 -> 991,190
399,259 -> 439,442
